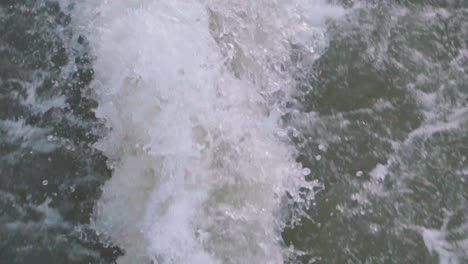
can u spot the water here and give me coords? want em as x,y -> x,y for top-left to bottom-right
0,0 -> 467,263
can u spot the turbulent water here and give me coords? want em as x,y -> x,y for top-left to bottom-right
0,0 -> 467,263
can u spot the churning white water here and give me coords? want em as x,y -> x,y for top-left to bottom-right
65,1 -> 344,263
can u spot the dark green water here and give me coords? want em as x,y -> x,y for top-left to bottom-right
0,0 -> 467,263
283,1 -> 468,263
0,1 -> 120,262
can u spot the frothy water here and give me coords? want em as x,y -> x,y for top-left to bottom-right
3,0 -> 467,263
66,1 -> 344,263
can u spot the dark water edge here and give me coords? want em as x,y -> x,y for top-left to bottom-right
0,0 -> 467,263
283,0 -> 468,263
0,1 -> 121,263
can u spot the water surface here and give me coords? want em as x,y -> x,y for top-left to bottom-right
0,0 -> 467,263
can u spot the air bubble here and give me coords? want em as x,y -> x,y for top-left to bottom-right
370,223 -> 380,233
318,144 -> 326,151
42,180 -> 49,186
356,171 -> 363,177
302,168 -> 311,176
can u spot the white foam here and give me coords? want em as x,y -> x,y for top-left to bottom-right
0,120 -> 60,159
67,1 -> 344,263
406,213 -> 468,264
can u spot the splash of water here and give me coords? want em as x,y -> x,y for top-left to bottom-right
65,0 -> 344,263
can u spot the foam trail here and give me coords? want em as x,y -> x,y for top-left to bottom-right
68,1 -> 344,263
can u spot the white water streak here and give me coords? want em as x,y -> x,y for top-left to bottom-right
66,1 -> 344,263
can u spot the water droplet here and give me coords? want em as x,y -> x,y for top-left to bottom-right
318,144 -> 326,151
315,155 -> 322,161
42,180 -> 48,186
370,223 -> 380,233
356,171 -> 363,177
